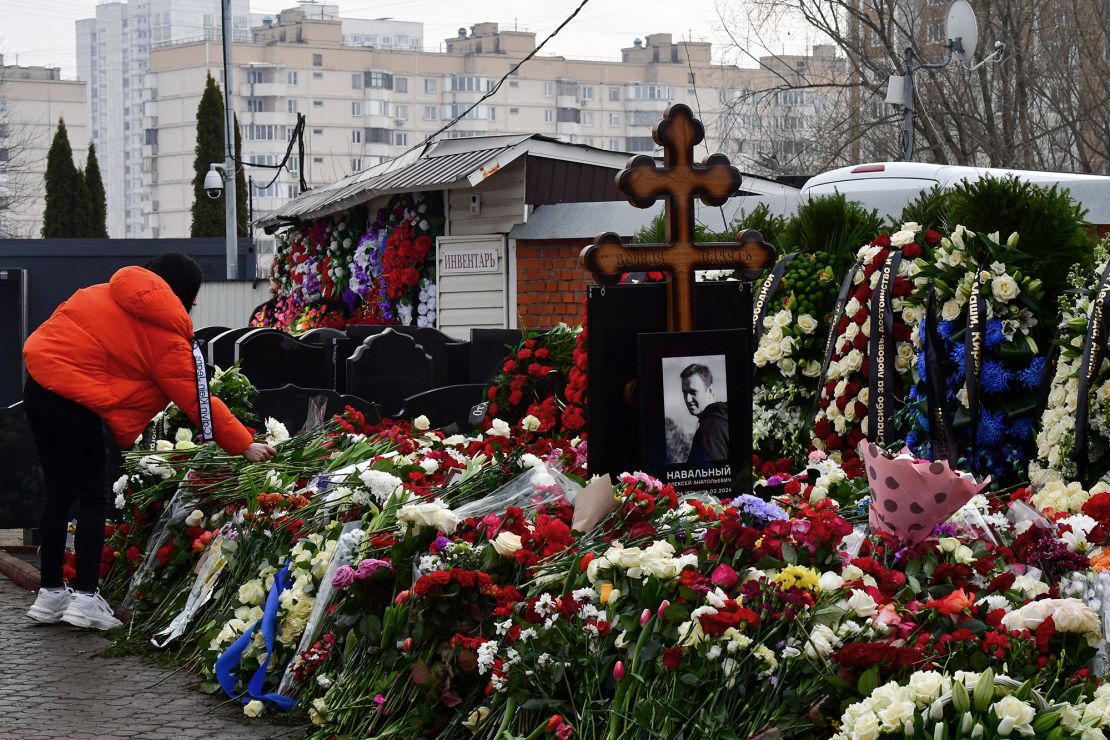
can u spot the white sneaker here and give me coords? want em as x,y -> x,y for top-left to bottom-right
27,587 -> 73,623
60,590 -> 124,630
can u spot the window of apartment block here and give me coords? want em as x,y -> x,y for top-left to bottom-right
367,71 -> 393,89
313,156 -> 323,163
394,132 -> 407,146
313,100 -> 324,108
424,78 -> 437,94
352,101 -> 362,116
585,137 -> 594,146
926,19 -> 944,43
543,81 -> 555,97
312,54 -> 323,66
368,100 -> 390,116
395,77 -> 408,93
609,86 -> 620,101
312,128 -> 323,135
352,129 -> 362,143
627,136 -> 654,151
628,110 -> 656,126
368,127 -> 391,144
352,73 -> 363,89
609,113 -> 621,126
510,107 -> 520,114
287,99 -> 299,113
288,71 -> 298,85
248,69 -> 264,84
544,109 -> 555,123
609,138 -> 622,150
247,98 -> 264,112
394,105 -> 408,120
351,158 -> 361,171
557,108 -> 580,123
423,105 -> 438,120
582,111 -> 594,126
580,85 -> 594,99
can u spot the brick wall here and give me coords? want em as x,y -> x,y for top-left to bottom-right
514,238 -> 597,329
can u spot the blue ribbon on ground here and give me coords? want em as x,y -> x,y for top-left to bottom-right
214,558 -> 297,711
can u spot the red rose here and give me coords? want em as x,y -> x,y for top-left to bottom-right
825,434 -> 842,451
662,647 -> 683,671
902,242 -> 922,259
1083,492 -> 1110,526
924,229 -> 942,246
874,234 -> 892,248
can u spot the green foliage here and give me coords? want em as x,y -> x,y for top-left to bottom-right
778,193 -> 882,278
896,185 -> 949,232
234,113 -> 248,236
41,118 -> 94,238
191,74 -> 229,237
85,142 -> 108,238
945,175 -> 1093,302
732,202 -> 788,249
632,211 -> 733,244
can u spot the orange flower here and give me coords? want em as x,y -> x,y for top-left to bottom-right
936,588 -> 974,616
1091,550 -> 1110,573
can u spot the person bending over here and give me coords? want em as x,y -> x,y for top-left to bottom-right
21,253 -> 275,630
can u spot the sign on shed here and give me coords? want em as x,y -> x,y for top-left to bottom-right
436,235 -> 508,340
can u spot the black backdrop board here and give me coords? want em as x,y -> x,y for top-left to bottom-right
586,281 -> 753,487
0,269 -> 26,405
638,330 -> 751,495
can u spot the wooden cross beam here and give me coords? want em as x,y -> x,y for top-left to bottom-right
580,103 -> 776,331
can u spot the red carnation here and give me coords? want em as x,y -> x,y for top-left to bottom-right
902,242 -> 922,259
662,647 -> 683,671
924,229 -> 942,246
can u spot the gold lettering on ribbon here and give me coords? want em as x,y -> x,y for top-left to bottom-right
753,273 -> 775,331
969,284 -> 982,376
873,255 -> 894,444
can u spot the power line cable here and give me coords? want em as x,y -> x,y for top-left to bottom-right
398,0 -> 593,157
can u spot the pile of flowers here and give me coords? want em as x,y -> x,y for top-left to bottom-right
253,192 -> 443,333
483,325 -> 582,439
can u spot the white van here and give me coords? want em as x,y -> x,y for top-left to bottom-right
800,162 -> 1110,230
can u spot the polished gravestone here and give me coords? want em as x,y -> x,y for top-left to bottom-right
468,329 -> 522,385
252,384 -> 379,435
194,325 -> 230,355
206,327 -> 257,369
299,327 -> 347,346
400,383 -> 487,430
346,329 -> 435,418
235,329 -> 331,391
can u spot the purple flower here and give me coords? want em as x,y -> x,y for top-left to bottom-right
736,494 -> 789,525
932,524 -> 957,538
355,558 -> 393,580
331,565 -> 356,589
765,474 -> 786,487
431,535 -> 451,553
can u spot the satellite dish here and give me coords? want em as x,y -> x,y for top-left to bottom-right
945,0 -> 978,65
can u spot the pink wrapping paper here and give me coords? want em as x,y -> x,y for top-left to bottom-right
861,442 -> 990,545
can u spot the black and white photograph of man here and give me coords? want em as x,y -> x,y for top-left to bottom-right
661,355 -> 730,465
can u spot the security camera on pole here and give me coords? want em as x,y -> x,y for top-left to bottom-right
884,0 -> 1004,161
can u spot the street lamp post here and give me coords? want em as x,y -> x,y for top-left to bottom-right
221,0 -> 238,279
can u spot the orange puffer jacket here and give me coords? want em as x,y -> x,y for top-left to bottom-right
23,266 -> 254,454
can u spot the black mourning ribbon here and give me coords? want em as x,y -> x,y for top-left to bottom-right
191,338 -> 215,443
752,252 -> 798,346
963,267 -> 987,464
867,251 -> 903,447
1075,261 -> 1110,482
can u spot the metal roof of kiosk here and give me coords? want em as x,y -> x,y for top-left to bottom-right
255,134 -> 634,229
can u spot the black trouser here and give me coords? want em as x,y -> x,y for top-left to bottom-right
23,374 -> 121,593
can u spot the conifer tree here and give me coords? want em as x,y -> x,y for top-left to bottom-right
41,118 -> 85,237
85,142 -> 108,238
191,74 -> 226,236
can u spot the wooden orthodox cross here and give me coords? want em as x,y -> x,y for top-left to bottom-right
580,104 -> 776,331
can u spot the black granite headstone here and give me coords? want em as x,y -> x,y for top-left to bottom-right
469,329 -> 522,385
299,327 -> 347,346
194,325 -> 231,350
400,383 -> 487,430
586,281 -> 754,486
346,329 -> 435,418
207,327 -> 257,369
235,330 -> 331,391
252,384 -> 380,434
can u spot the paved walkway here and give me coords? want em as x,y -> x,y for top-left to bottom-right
0,578 -> 306,740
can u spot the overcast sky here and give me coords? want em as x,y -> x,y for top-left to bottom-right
0,0 -> 813,78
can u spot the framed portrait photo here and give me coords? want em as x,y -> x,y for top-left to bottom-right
638,329 -> 751,497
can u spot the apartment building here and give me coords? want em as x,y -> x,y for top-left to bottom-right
0,56 -> 88,238
146,7 -> 841,239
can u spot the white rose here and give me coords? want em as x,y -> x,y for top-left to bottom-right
991,274 -> 1020,302
940,299 -> 961,321
890,229 -> 916,247
185,509 -> 205,528
488,418 -> 512,437
772,309 -> 792,327
155,440 -> 174,451
802,360 -> 822,377
521,414 -> 541,432
763,342 -> 784,362
907,671 -> 948,703
846,589 -> 877,618
491,531 -> 523,557
819,572 -> 845,591
238,579 -> 267,606
779,358 -> 797,377
797,314 -> 818,334
805,623 -> 838,659
419,457 -> 439,474
851,710 -> 881,740
412,415 -> 431,431
243,700 -> 265,718
175,427 -> 193,444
